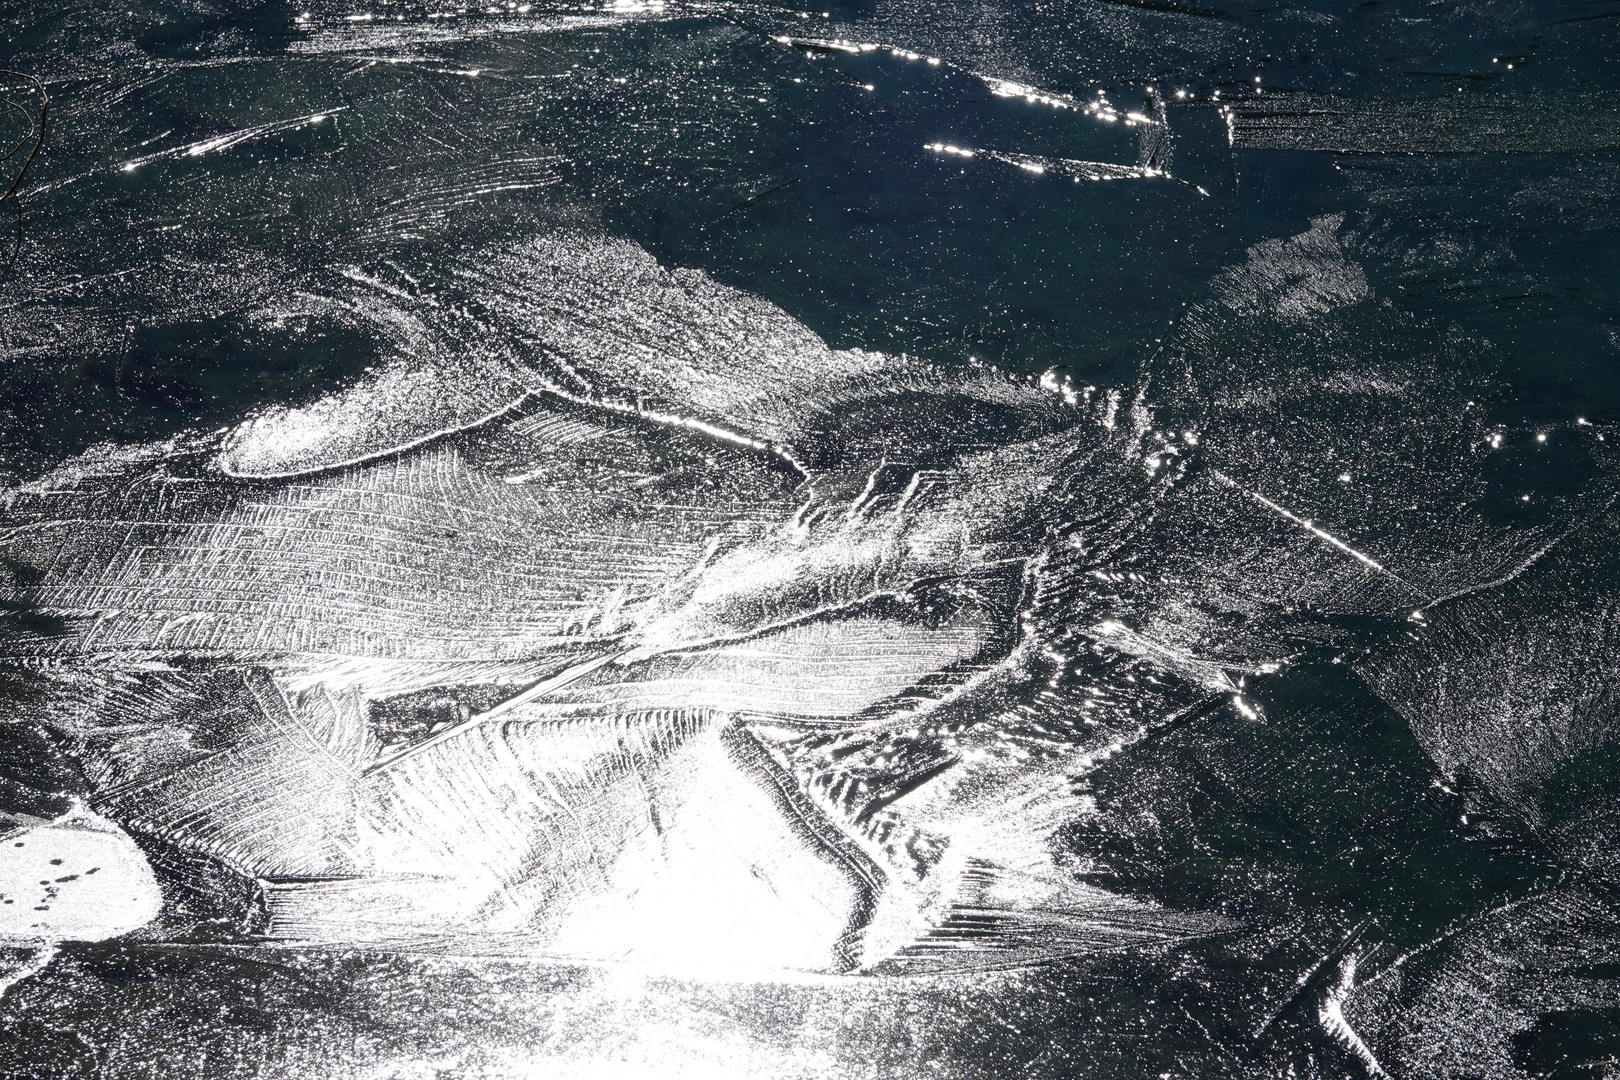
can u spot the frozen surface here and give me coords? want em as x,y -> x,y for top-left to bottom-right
2,0 -> 1620,1077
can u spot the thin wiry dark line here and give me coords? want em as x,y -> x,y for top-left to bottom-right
1,97 -> 36,163
0,69 -> 48,284
704,177 -> 796,227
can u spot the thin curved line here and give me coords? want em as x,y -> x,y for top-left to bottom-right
0,69 -> 48,284
0,97 -> 36,162
0,70 -> 47,202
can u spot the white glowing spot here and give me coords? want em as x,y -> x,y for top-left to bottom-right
1536,431 -> 1547,442
122,162 -> 138,172
1522,494 -> 1532,501
1577,416 -> 1591,425
1232,696 -> 1261,721
1338,473 -> 1352,483
1409,610 -> 1426,622
1489,432 -> 1503,448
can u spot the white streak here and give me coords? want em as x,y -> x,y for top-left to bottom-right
1210,468 -> 1422,595
1319,954 -> 1389,1078
118,107 -> 347,171
366,650 -> 631,773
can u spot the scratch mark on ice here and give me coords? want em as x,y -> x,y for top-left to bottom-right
1210,468 -> 1423,597
365,650 -> 630,773
1320,953 -> 1389,1078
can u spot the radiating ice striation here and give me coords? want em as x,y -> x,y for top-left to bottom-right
1,229 -> 1186,973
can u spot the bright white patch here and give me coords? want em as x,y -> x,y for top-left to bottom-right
0,808 -> 161,944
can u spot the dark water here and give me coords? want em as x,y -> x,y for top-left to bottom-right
2,1 -> 1620,1077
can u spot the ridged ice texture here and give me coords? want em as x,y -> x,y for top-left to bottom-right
0,226 -> 1108,975
5,215 -> 1585,993
214,232 -> 942,479
1,407 -> 796,666
70,666 -> 872,969
7,197 -> 1620,1074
